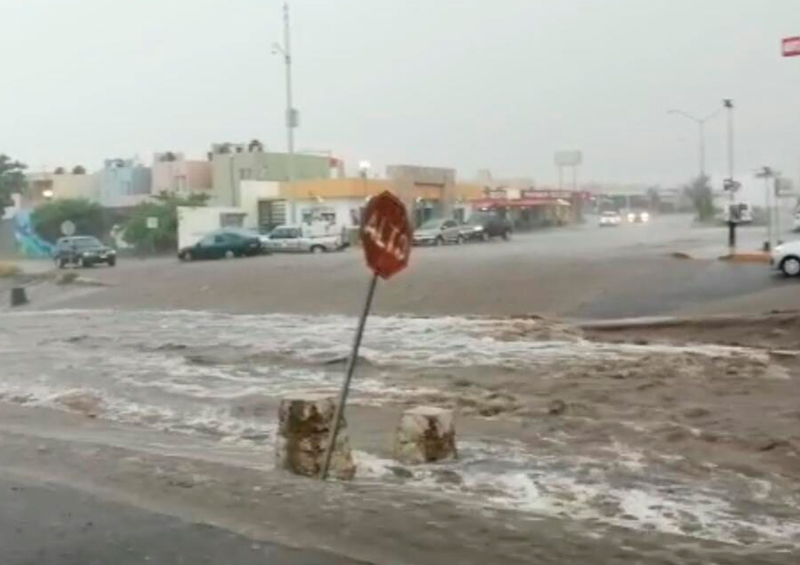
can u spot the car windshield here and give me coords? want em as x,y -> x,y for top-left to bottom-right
3,2 -> 797,564
465,213 -> 493,225
418,219 -> 444,230
65,236 -> 103,248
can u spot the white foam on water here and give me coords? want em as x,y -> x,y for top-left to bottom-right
353,440 -> 800,548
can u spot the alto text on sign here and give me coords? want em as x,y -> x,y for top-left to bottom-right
360,191 -> 412,279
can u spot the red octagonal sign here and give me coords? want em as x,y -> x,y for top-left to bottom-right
361,191 -> 412,279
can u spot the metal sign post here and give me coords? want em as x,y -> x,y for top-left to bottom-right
319,191 -> 411,480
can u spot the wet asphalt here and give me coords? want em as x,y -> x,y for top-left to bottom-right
0,476 -> 363,565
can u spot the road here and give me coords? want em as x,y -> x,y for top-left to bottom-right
21,213 -> 792,319
0,476 -> 358,565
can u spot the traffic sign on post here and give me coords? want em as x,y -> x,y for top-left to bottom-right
320,191 -> 412,480
360,191 -> 412,279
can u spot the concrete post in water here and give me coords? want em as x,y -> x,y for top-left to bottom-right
275,395 -> 355,480
10,286 -> 27,307
394,406 -> 457,465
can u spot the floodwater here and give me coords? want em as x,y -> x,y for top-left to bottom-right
1,309 -> 798,551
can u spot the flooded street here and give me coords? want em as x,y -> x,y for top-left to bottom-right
2,308 -> 799,561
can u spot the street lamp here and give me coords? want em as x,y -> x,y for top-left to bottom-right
667,107 -> 723,178
272,1 -> 298,222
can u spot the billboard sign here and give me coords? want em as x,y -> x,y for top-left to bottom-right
782,37 -> 800,57
554,150 -> 583,167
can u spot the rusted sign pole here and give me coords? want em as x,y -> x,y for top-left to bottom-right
320,191 -> 411,480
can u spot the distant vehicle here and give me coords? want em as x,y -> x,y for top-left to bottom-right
178,228 -> 263,261
625,210 -> 650,224
413,218 -> 463,246
54,236 -> 116,268
460,212 -> 512,241
262,225 -> 344,253
599,211 -> 622,227
771,240 -> 800,276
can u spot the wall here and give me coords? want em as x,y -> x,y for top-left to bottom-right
26,172 -> 100,205
210,151 -> 331,207
239,181 -> 281,230
98,160 -> 152,206
176,206 -> 249,249
152,158 -> 212,194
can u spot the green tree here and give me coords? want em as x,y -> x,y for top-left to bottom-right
31,198 -> 106,243
683,175 -> 715,221
0,154 -> 27,209
123,191 -> 209,252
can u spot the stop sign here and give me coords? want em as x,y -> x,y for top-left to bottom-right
361,191 -> 412,279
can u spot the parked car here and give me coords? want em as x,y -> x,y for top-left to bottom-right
771,240 -> 800,277
460,212 -> 513,241
54,236 -> 116,268
413,218 -> 463,246
262,225 -> 344,253
178,228 -> 263,261
598,211 -> 622,227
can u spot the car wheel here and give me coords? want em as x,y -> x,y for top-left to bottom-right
481,232 -> 489,242
435,236 -> 444,246
780,256 -> 800,277
310,245 -> 325,254
182,251 -> 193,262
224,250 -> 235,259
502,231 -> 510,241
107,257 -> 116,267
456,235 -> 464,245
78,257 -> 87,268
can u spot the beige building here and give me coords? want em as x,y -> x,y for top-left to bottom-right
152,152 -> 212,196
25,171 -> 99,207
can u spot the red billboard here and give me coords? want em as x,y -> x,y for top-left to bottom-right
782,36 -> 800,57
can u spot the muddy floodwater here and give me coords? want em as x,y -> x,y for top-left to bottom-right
1,309 -> 800,560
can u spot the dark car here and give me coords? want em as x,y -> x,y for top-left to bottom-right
460,212 -> 513,241
178,228 -> 264,261
54,236 -> 117,268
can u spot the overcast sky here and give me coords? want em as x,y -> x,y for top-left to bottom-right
1,0 -> 798,192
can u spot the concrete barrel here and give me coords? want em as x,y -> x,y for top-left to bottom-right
394,406 -> 457,465
275,395 -> 356,480
10,287 -> 27,307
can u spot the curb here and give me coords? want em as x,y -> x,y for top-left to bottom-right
718,252 -> 769,264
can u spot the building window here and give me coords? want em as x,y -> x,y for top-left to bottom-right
239,168 -> 252,180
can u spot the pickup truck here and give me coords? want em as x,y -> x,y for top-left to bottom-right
261,225 -> 344,253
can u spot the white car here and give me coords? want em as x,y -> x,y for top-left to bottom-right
599,211 -> 621,227
771,240 -> 800,276
262,225 -> 344,253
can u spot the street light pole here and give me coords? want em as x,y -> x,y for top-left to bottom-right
667,107 -> 722,178
273,1 -> 298,223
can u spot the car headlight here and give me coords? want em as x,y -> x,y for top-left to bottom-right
627,213 -> 635,222
774,245 -> 784,255
475,226 -> 484,231
640,212 -> 650,222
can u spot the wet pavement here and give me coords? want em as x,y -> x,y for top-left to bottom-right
0,476 -> 361,565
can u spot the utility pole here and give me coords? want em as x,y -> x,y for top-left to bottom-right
274,1 -> 298,223
723,99 -> 736,253
756,166 -> 775,251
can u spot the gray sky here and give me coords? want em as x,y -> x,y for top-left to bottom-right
1,0 -> 799,192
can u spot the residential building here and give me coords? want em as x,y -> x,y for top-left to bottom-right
152,152 -> 212,196
97,158 -> 152,207
25,170 -> 100,207
208,142 -> 333,208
